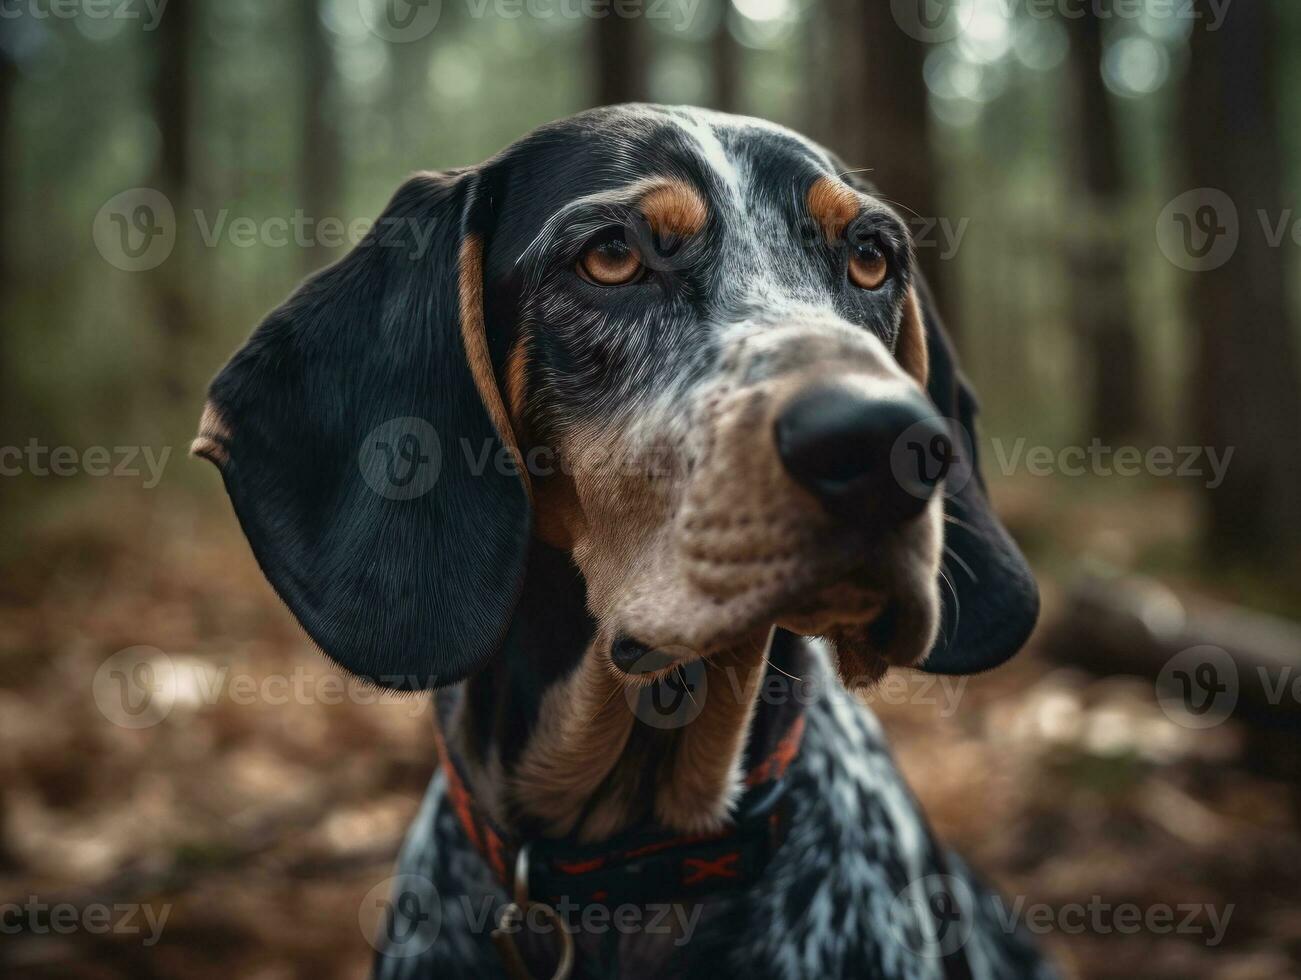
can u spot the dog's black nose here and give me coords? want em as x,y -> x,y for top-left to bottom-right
774,384 -> 949,522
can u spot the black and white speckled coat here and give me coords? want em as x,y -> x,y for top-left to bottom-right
375,643 -> 1053,980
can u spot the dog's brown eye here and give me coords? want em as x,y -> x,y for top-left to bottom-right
578,239 -> 643,286
849,241 -> 889,290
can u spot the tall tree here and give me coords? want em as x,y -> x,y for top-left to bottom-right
300,0 -> 342,274
1180,1 -> 1301,573
1065,4 -> 1145,442
152,0 -> 194,404
821,1 -> 946,313
0,43 -> 14,430
592,0 -> 649,105
710,0 -> 740,114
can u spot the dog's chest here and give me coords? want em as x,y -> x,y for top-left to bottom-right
377,687 -> 1051,980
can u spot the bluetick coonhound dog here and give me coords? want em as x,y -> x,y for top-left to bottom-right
194,105 -> 1050,979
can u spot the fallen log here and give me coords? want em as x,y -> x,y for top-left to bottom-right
1044,574 -> 1301,729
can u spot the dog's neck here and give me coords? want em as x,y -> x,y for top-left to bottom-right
438,541 -> 789,843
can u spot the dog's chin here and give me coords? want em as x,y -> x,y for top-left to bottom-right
776,580 -> 941,690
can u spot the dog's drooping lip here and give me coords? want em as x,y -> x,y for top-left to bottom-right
606,564 -> 937,679
777,580 -> 886,632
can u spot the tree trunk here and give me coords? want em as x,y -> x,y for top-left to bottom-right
300,0 -> 342,274
153,0 -> 193,404
855,3 -> 935,220
1065,5 -> 1145,442
1179,2 -> 1301,575
592,0 -> 648,106
847,2 -> 948,316
801,0 -> 835,146
0,46 -> 14,428
710,0 -> 740,114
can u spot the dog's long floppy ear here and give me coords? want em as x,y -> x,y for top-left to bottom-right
909,277 -> 1039,674
191,171 -> 530,690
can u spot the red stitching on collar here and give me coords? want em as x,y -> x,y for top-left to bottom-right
682,853 -> 741,885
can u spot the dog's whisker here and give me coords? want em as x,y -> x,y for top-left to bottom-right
942,513 -> 980,536
938,567 -> 960,645
870,193 -> 921,220
943,545 -> 979,584
763,656 -> 804,683
678,666 -> 699,707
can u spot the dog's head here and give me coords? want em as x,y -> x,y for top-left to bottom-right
194,105 -> 1037,691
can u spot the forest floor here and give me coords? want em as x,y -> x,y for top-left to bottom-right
1,481 -> 1298,979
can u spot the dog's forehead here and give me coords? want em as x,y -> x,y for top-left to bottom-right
487,105 -> 835,251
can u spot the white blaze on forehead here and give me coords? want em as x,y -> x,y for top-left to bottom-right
669,112 -> 743,200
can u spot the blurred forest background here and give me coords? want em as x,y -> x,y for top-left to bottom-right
2,1 -> 1300,978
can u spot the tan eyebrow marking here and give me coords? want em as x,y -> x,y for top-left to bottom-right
638,179 -> 708,238
807,175 -> 862,244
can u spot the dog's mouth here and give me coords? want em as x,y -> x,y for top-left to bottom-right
607,557 -> 939,681
778,566 -> 940,668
